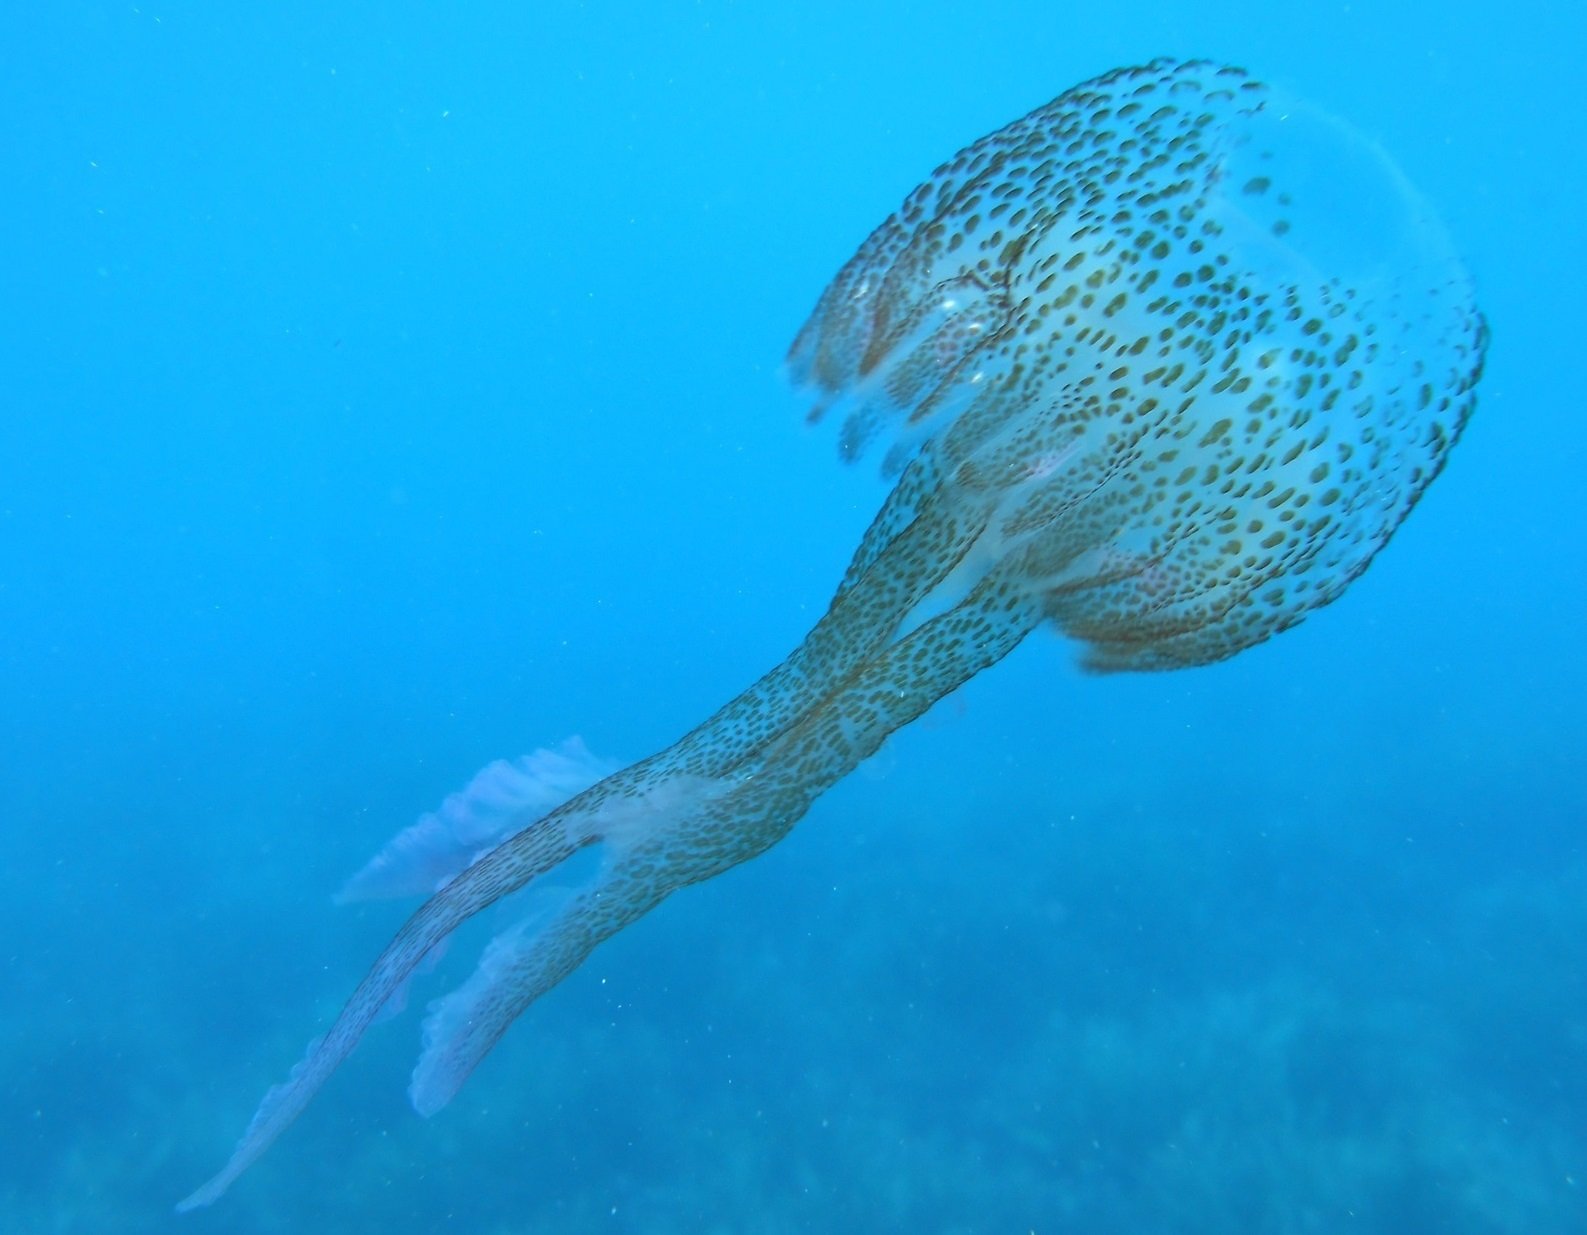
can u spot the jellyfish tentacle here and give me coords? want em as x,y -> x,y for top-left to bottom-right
408,878 -> 650,1115
659,456 -> 989,776
179,498 -> 999,1211
176,803 -> 598,1212
409,563 -> 1051,1115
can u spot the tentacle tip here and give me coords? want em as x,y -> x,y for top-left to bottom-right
174,1178 -> 223,1214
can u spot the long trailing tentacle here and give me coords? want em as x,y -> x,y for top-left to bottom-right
656,448 -> 989,777
402,567 -> 1053,1114
178,462 -> 984,1210
176,806 -> 591,1211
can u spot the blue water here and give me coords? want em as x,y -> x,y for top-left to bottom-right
3,3 -> 1582,1232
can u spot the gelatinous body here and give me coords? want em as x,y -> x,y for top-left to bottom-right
180,58 -> 1484,1210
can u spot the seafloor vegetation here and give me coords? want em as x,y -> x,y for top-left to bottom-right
7,741 -> 1582,1235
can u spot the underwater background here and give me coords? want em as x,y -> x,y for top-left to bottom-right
2,1 -> 1582,1232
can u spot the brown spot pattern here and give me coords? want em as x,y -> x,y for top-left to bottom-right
788,57 -> 1486,670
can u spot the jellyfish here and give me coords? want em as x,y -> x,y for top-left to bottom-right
179,57 -> 1485,1210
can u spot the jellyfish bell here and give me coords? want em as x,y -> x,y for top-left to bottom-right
790,59 -> 1484,672
180,58 -> 1485,1212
